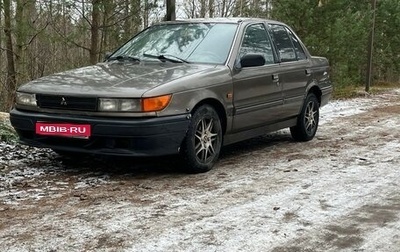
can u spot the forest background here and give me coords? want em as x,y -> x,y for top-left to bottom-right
0,0 -> 399,111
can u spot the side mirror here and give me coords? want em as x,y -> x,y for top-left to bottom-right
240,54 -> 265,68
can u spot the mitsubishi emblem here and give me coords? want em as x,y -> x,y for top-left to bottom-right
60,97 -> 67,106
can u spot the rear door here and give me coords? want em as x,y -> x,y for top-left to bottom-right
268,24 -> 311,119
232,23 -> 283,131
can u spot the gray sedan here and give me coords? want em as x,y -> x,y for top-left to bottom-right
10,18 -> 332,173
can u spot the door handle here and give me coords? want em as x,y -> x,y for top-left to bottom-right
305,69 -> 312,76
272,74 -> 280,86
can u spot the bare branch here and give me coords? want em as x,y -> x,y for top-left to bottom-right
50,23 -> 91,52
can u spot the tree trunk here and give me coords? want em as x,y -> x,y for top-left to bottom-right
200,0 -> 207,18
122,0 -> 132,42
166,0 -> 176,21
265,0 -> 271,18
15,0 -> 37,82
209,0 -> 214,18
90,0 -> 101,64
221,0 -> 226,17
143,0 -> 149,28
0,0 -> 3,84
100,0 -> 112,56
3,0 -> 17,110
191,0 -> 195,18
131,0 -> 141,34
366,0 -> 377,92
15,0 -> 24,82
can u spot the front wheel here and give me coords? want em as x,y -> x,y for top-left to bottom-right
181,105 -> 223,173
290,93 -> 320,141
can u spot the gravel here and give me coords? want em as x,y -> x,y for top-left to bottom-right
1,90 -> 400,251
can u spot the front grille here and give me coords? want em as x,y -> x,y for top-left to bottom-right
36,94 -> 97,111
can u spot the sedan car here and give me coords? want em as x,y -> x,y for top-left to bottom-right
10,18 -> 332,173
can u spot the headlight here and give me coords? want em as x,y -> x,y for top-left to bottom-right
98,98 -> 140,112
98,95 -> 172,112
16,92 -> 37,106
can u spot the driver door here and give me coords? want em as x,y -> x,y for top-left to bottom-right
232,23 -> 283,131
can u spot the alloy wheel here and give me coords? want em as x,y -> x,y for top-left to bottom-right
305,100 -> 318,135
194,117 -> 219,163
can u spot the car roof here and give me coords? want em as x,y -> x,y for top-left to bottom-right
158,17 -> 286,26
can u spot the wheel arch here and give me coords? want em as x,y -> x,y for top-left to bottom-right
307,85 -> 322,105
191,98 -> 227,135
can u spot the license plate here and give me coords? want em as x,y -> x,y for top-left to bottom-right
35,122 -> 91,138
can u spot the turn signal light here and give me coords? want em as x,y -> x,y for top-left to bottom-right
142,94 -> 172,112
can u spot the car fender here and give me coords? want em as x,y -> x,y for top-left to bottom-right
157,84 -> 234,132
299,79 -> 322,110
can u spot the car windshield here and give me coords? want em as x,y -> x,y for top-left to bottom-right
110,23 -> 238,64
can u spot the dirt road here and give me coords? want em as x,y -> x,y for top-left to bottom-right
1,90 -> 400,251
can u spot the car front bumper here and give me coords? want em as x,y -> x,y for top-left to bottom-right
10,109 -> 191,157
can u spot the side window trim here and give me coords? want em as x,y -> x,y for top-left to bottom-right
285,27 -> 308,61
262,22 -> 279,64
238,22 -> 277,66
267,23 -> 281,63
268,23 -> 300,63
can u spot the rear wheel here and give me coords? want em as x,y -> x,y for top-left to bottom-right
290,93 -> 320,141
181,105 -> 222,173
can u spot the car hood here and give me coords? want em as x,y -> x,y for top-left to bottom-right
19,62 -> 217,97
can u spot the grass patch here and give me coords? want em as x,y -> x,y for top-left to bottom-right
0,118 -> 17,143
333,82 -> 400,99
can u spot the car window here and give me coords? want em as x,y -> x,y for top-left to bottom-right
286,28 -> 307,60
269,24 -> 297,62
239,23 -> 275,65
111,23 -> 238,65
186,24 -> 238,64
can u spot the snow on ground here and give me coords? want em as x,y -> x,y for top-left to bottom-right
1,89 -> 400,251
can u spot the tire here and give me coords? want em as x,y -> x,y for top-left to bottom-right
181,105 -> 223,173
290,93 -> 320,142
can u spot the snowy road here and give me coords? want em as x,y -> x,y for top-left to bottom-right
1,90 -> 400,251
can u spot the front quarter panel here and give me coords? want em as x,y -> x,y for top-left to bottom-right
144,66 -> 234,118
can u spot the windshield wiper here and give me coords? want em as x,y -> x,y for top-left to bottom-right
108,55 -> 141,62
143,53 -> 190,63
